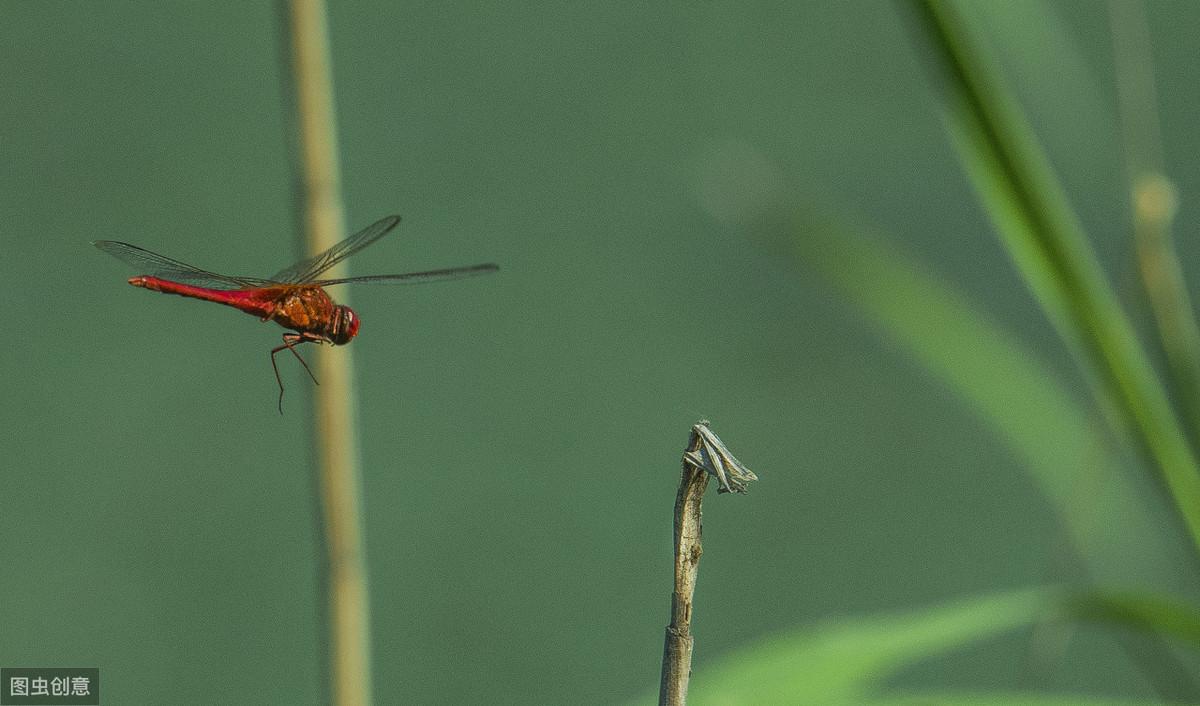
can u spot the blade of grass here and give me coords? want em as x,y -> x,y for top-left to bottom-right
792,216 -> 1200,701
632,587 -> 1053,705
1067,591 -> 1200,650
868,694 -> 1164,706
792,215 -> 1174,586
902,0 -> 1200,557
279,1 -> 372,705
1108,0 -> 1200,450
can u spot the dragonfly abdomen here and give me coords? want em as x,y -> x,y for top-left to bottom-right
129,276 -> 279,320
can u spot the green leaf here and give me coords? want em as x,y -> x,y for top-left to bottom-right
793,217 -> 1172,585
867,693 -> 1162,706
1067,591 -> 1200,649
632,587 -> 1050,706
903,0 -> 1200,555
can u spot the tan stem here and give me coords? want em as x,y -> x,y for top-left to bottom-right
660,431 -> 708,706
283,1 -> 372,705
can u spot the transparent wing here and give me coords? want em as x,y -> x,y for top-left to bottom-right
270,215 -> 403,284
311,263 -> 499,287
92,240 -> 276,290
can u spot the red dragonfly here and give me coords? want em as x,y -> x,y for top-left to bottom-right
94,215 -> 498,411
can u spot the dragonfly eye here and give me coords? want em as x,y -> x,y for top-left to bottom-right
330,306 -> 359,345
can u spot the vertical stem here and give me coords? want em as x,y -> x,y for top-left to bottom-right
905,0 -> 1200,558
660,431 -> 708,706
281,2 -> 372,705
1109,0 -> 1200,449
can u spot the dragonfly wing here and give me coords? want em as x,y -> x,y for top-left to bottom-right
92,240 -> 275,289
311,263 -> 499,287
270,215 -> 402,284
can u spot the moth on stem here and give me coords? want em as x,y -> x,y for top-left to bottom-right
659,421 -> 757,706
685,421 -> 759,494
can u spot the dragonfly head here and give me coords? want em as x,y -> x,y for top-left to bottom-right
329,305 -> 359,345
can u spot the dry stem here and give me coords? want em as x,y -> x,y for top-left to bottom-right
281,1 -> 372,705
659,428 -> 710,706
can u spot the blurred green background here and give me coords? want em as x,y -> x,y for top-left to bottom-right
3,1 -> 1200,704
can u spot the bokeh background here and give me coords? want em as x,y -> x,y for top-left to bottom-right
3,1 -> 1200,704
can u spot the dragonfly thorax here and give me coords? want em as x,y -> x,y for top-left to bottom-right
267,286 -> 358,345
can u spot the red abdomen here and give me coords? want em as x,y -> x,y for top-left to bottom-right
129,277 -> 353,342
129,276 -> 284,320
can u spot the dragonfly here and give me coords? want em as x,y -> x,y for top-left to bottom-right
94,215 -> 498,411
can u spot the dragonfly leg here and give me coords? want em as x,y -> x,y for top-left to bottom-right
270,333 -> 321,413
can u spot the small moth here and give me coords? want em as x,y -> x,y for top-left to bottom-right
683,421 -> 758,494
